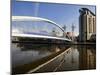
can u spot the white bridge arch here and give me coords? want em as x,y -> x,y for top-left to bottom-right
12,16 -> 71,42
12,16 -> 65,33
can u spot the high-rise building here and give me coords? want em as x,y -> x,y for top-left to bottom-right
79,8 -> 96,42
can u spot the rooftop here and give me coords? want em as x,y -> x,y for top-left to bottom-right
79,8 -> 95,16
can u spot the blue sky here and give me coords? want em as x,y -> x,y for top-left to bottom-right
12,0 -> 96,36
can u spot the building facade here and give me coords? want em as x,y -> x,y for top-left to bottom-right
79,8 -> 96,42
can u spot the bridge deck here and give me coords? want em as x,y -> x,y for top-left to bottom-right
12,33 -> 71,42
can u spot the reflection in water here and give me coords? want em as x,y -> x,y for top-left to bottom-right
11,43 -> 70,68
11,43 -> 96,74
78,45 -> 96,70
35,45 -> 96,73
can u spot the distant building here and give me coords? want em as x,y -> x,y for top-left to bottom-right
79,8 -> 96,42
66,32 -> 72,40
66,32 -> 77,41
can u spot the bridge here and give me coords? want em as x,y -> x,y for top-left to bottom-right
12,16 -> 72,43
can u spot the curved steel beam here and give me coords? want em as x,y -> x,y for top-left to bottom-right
12,16 -> 65,33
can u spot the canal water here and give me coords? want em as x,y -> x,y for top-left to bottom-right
11,43 -> 96,74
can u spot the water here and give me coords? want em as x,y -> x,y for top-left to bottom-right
11,43 -> 96,74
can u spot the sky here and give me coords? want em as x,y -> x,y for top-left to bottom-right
12,0 -> 96,36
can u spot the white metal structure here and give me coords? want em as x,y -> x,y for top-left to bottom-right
12,16 -> 71,41
12,16 -> 65,32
